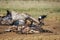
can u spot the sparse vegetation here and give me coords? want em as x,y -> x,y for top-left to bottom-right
0,1 -> 60,20
0,0 -> 60,40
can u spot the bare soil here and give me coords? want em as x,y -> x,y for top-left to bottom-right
0,20 -> 60,40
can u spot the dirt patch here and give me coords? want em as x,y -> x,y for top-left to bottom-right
0,20 -> 60,40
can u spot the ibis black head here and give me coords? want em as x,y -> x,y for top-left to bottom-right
39,15 -> 47,19
38,15 -> 47,21
6,10 -> 11,16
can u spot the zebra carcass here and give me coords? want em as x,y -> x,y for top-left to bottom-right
0,10 -> 28,25
0,10 -> 47,34
0,10 -> 13,25
2,10 -> 30,32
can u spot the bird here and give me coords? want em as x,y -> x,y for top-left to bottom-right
38,15 -> 47,25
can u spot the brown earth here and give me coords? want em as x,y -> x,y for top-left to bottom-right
0,19 -> 60,40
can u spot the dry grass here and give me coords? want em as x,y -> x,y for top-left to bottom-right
0,1 -> 60,40
0,1 -> 60,17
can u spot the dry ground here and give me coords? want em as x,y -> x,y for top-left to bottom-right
0,20 -> 60,40
0,0 -> 60,40
0,32 -> 60,40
